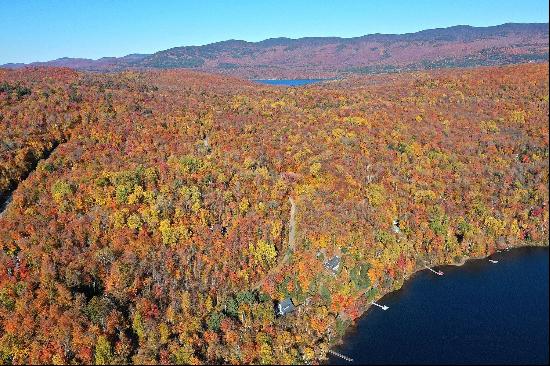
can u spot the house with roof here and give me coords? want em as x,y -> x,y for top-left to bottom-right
277,298 -> 296,316
324,255 -> 341,274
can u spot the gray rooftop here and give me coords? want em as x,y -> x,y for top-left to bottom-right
277,298 -> 296,316
324,256 -> 341,273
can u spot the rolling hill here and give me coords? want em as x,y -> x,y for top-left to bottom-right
0,63 -> 548,364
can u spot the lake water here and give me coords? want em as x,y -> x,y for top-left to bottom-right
252,79 -> 325,86
328,247 -> 549,365
0,192 -> 13,217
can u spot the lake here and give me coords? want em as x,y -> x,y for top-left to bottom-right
252,79 -> 325,86
0,192 -> 13,218
328,247 -> 549,365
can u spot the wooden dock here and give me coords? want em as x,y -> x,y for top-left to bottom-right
371,301 -> 389,310
328,349 -> 354,363
424,265 -> 444,276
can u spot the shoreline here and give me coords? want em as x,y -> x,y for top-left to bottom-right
320,242 -> 549,363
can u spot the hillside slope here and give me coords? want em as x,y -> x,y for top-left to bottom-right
0,63 -> 548,364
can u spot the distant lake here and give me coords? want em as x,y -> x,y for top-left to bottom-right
328,247 -> 549,365
252,79 -> 325,86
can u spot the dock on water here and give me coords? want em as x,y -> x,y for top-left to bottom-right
328,349 -> 354,363
425,265 -> 444,276
371,301 -> 389,310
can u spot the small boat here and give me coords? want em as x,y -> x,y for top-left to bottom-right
488,259 -> 498,264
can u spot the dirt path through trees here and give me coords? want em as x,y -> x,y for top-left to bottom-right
253,196 -> 297,290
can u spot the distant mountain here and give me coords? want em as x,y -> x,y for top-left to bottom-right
3,23 -> 548,78
3,54 -> 150,71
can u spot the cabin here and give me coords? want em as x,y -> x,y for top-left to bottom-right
277,298 -> 296,316
324,255 -> 341,274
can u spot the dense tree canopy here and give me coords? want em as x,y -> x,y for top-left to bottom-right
0,63 -> 548,364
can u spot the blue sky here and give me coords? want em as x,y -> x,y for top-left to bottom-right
1,0 -> 548,64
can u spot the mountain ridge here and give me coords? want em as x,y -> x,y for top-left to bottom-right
3,22 -> 548,78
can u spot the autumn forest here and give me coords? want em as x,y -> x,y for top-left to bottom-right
0,62 -> 548,364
